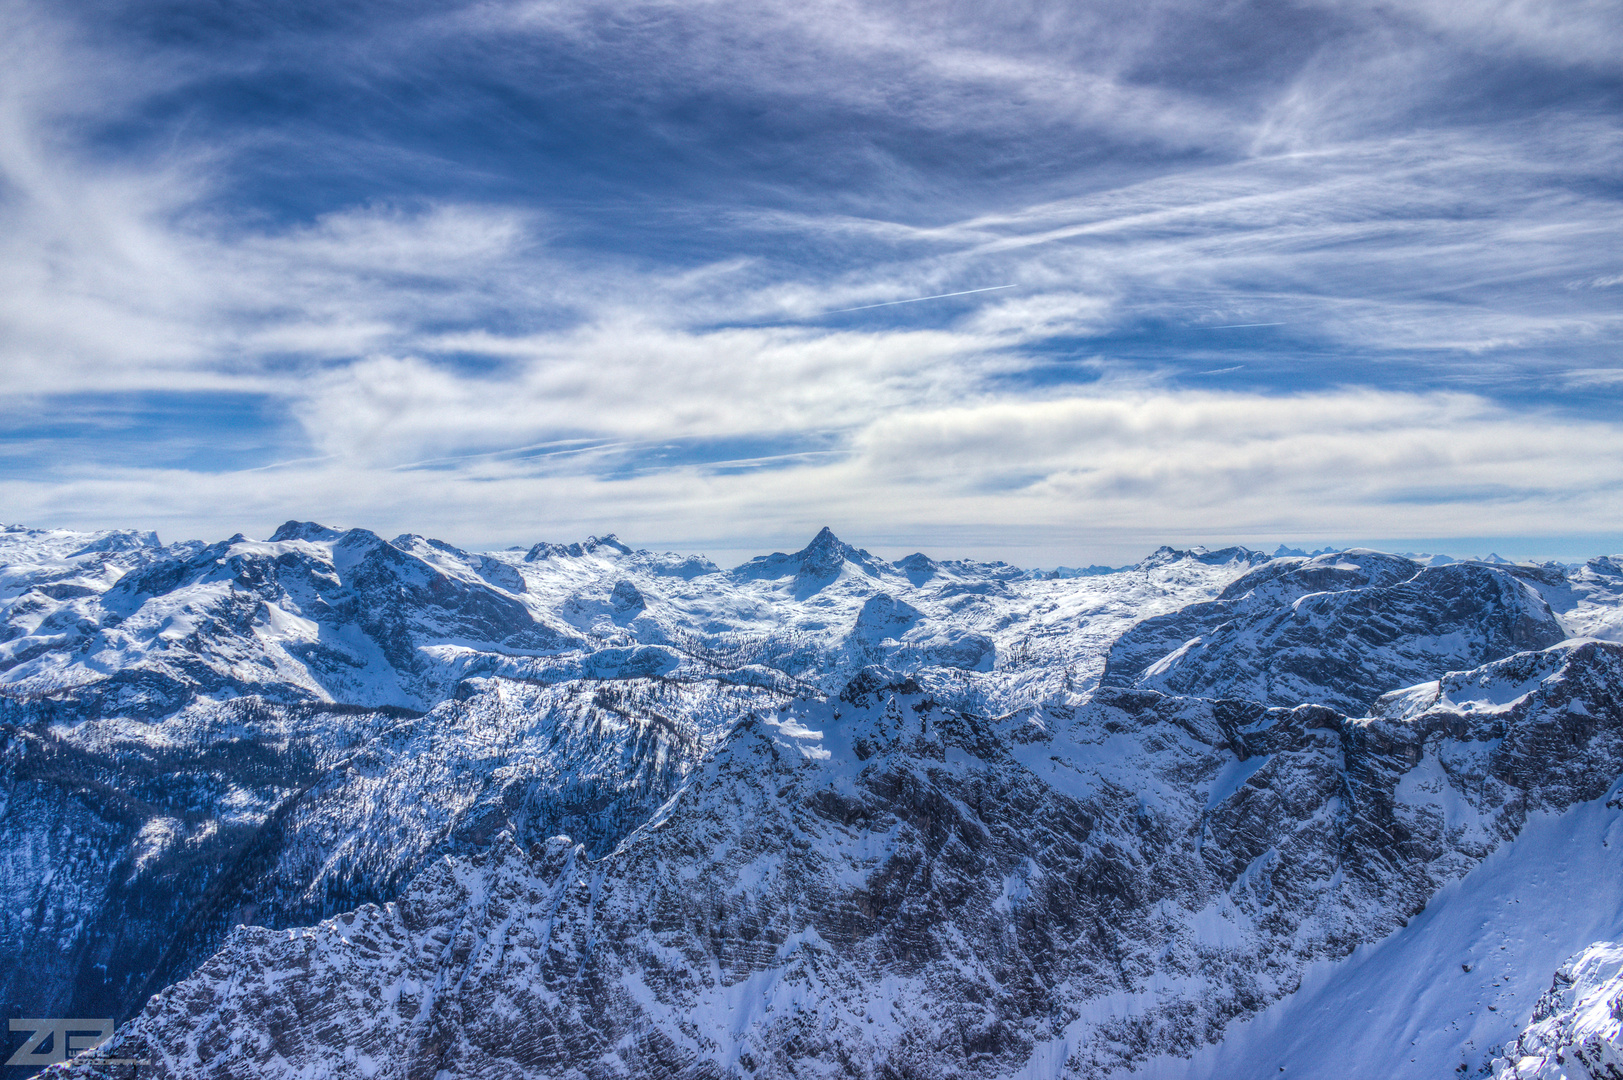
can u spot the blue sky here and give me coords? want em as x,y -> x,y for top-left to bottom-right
1,0 -> 1621,565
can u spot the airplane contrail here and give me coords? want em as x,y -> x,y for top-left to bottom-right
817,283 -> 1019,315
1203,322 -> 1285,329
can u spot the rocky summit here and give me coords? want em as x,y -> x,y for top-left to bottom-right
4,523 -> 1623,1079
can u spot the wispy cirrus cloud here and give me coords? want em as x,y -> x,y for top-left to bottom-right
1,0 -> 1620,561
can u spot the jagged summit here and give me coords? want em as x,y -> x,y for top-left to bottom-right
804,524 -> 842,553
1137,543 -> 1271,569
1273,543 -> 1340,558
1103,555 -> 1564,712
267,519 -> 345,542
68,528 -> 161,554
524,533 -> 634,561
729,525 -> 889,592
794,525 -> 863,578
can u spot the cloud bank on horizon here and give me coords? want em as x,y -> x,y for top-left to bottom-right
1,0 -> 1620,563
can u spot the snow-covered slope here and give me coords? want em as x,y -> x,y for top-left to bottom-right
1102,551 -> 1567,713
4,523 -> 578,714
1493,942 -> 1623,1079
4,522 -> 1623,1079
0,524 -> 1268,718
1,524 -> 1264,1031
1130,787 -> 1623,1080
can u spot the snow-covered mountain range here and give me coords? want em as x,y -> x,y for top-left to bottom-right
4,521 -> 1623,1078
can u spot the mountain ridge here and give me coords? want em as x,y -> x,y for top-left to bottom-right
4,521 -> 1623,1078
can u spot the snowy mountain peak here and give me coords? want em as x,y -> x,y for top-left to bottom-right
896,551 -> 938,585
729,526 -> 888,593
1587,555 -> 1623,578
68,528 -> 162,554
523,534 -> 632,561
797,525 -> 861,576
524,540 -> 576,560
1138,543 -> 1271,569
267,519 -> 345,543
1105,555 -> 1565,712
1273,543 -> 1339,557
852,592 -> 923,641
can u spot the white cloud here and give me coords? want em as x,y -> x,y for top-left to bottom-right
3,1 -> 1617,395
852,390 -> 1623,515
464,0 -> 1241,153
291,318 -> 1007,466
5,385 -> 1622,566
1332,0 -> 1623,71
2,0 -> 1622,561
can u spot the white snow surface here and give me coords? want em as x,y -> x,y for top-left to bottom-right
0,523 -> 1274,716
8,523 -> 1623,1080
1492,940 -> 1623,1079
1129,788 -> 1623,1080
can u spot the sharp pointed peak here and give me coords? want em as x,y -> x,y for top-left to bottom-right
805,526 -> 842,547
798,527 -> 873,560
730,526 -> 886,583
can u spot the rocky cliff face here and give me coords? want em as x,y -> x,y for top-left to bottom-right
0,675 -> 779,1029
66,639 -> 1623,1080
1491,942 -> 1623,1079
0,523 -> 1260,1035
4,523 -> 1623,1079
1102,552 -> 1567,713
